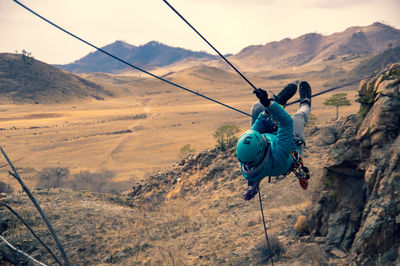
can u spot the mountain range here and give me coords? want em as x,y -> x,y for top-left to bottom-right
56,22 -> 400,74
230,22 -> 400,71
56,41 -> 218,74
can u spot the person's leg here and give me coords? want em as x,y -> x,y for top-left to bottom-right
293,103 -> 311,148
293,81 -> 312,154
250,101 -> 265,126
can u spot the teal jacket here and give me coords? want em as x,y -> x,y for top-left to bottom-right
240,101 -> 293,183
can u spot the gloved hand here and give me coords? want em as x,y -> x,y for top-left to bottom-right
253,88 -> 271,107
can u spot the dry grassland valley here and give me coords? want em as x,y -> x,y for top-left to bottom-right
1,22 -> 400,265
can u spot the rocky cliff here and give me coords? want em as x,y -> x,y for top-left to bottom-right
308,63 -> 400,264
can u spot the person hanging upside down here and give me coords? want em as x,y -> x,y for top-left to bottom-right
236,81 -> 312,200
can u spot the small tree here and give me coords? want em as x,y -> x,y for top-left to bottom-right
324,93 -> 351,120
213,124 -> 240,150
36,167 -> 70,188
179,144 -> 195,159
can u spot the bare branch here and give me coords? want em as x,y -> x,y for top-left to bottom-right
0,202 -> 63,265
0,146 -> 70,266
0,234 -> 48,266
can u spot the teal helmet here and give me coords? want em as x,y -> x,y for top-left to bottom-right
236,130 -> 266,167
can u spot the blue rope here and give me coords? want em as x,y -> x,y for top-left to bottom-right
12,0 -> 259,121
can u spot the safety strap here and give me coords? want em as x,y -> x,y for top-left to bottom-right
286,151 -> 310,190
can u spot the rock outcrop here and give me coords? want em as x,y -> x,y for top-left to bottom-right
308,64 -> 400,264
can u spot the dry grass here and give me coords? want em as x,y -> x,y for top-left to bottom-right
0,60 -> 361,264
0,116 -> 356,265
0,61 -> 360,193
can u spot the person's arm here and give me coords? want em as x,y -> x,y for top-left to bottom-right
251,112 -> 276,134
266,101 -> 293,155
253,88 -> 293,157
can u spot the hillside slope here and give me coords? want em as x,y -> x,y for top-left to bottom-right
0,64 -> 398,264
0,53 -> 112,104
351,46 -> 400,77
231,22 -> 400,70
56,41 -> 217,74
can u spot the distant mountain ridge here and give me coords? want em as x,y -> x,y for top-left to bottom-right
56,41 -> 218,74
231,22 -> 400,70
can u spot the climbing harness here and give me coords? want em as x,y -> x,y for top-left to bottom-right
285,151 -> 310,190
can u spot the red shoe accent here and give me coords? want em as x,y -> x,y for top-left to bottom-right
299,178 -> 308,190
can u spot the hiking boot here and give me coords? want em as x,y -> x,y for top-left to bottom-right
243,181 -> 260,201
274,83 -> 297,106
299,81 -> 312,106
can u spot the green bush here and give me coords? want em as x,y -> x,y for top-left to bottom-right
213,124 -> 240,150
178,144 -> 195,159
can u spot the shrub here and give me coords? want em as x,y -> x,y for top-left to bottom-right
36,167 -> 70,188
35,167 -> 126,193
252,236 -> 285,264
178,144 -> 195,159
69,169 -> 127,193
0,181 -> 13,194
213,124 -> 240,150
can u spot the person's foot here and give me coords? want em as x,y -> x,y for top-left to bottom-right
299,81 -> 312,106
243,181 -> 260,201
274,83 -> 297,106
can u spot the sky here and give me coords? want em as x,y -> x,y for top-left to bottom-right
1,0 -> 399,65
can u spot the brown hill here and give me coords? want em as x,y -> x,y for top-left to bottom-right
0,53 -> 113,104
231,22 -> 400,71
0,64 -> 398,265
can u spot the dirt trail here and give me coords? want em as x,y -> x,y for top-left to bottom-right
96,106 -> 155,170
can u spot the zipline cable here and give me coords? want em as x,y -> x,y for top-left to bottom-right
285,64 -> 400,107
12,0 -> 260,122
12,1 -> 400,118
162,0 -> 258,91
162,0 -> 400,107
